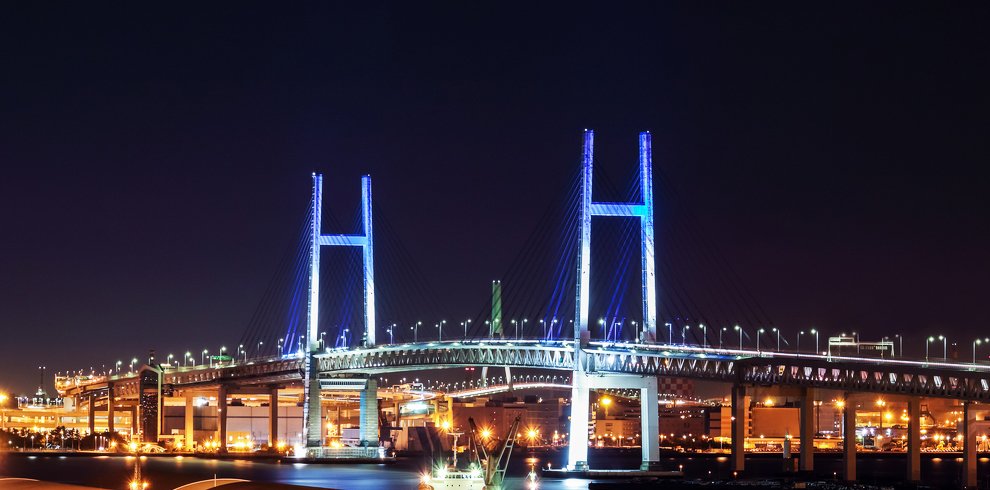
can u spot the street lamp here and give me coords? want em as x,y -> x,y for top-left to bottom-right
387,324 -> 395,345
940,335 -> 947,360
167,354 -> 174,366
257,341 -> 263,357
600,396 -> 612,418
719,327 -> 726,350
513,319 -> 520,340
757,328 -> 765,353
926,336 -> 935,362
116,360 -> 122,373
463,319 -> 471,340
973,338 -> 989,364
319,332 -> 326,350
522,319 -> 528,340
894,334 -> 903,358
185,352 -> 192,367
797,331 -> 804,355
682,325 -> 690,346
700,324 -> 708,349
734,325 -> 742,350
810,328 -> 820,355
665,322 -> 673,345
277,337 -> 283,356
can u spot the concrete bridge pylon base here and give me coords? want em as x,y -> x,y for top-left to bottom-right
566,372 -> 659,471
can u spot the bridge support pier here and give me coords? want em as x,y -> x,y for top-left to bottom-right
799,388 -> 814,472
269,387 -> 279,448
963,402 -> 978,489
842,394 -> 856,481
88,396 -> 96,434
567,374 -> 590,471
218,384 -> 228,453
185,394 -> 195,450
359,379 -> 378,446
567,373 -> 658,471
107,383 -> 115,434
907,397 -> 921,482
639,376 -> 660,470
730,385 -> 748,474
130,405 -> 138,438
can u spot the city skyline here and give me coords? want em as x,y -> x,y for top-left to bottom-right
2,3 -> 989,397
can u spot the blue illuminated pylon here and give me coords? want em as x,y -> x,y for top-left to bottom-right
573,130 -> 657,346
303,172 -> 376,448
307,173 -> 377,349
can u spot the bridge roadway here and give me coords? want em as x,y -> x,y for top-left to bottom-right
60,340 -> 990,400
56,340 -> 990,486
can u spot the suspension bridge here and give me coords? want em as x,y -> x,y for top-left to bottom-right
56,130 -> 990,486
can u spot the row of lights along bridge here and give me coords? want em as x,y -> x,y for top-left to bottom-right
71,325 -> 990,378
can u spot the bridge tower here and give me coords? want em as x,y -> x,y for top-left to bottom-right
574,129 -> 656,345
569,130 -> 660,472
304,172 -> 377,448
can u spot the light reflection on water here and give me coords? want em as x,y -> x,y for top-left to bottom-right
0,452 -> 988,489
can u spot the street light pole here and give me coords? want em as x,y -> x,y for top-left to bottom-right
894,334 -> 903,358
940,335 -> 946,360
666,323 -> 673,345
735,325 -> 742,350
682,325 -> 690,346
719,327 -> 726,350
811,329 -> 819,355
772,327 -> 780,352
700,324 -> 707,348
757,328 -> 765,354
926,336 -> 934,362
797,331 -> 804,356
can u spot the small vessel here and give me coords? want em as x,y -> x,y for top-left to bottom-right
419,416 -> 522,490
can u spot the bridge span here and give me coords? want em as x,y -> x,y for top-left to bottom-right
56,339 -> 990,484
50,132 -> 990,487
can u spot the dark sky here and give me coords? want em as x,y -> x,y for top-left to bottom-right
1,3 -> 988,394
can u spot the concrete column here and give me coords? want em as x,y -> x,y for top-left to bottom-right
730,384 -> 748,473
567,374 -> 590,471
799,388 -> 815,472
88,396 -> 96,434
639,376 -> 660,470
269,388 -> 279,447
359,379 -> 378,446
963,402 -> 977,489
184,394 -> 195,450
907,397 -> 921,482
218,384 -> 228,453
107,384 -> 115,434
842,396 -> 856,481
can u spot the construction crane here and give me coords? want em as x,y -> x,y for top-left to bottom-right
467,415 -> 521,489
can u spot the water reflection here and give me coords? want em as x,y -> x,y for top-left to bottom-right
0,452 -> 987,489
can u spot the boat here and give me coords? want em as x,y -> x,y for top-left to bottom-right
419,416 -> 522,490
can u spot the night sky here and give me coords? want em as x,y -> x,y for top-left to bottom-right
1,3 -> 988,394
